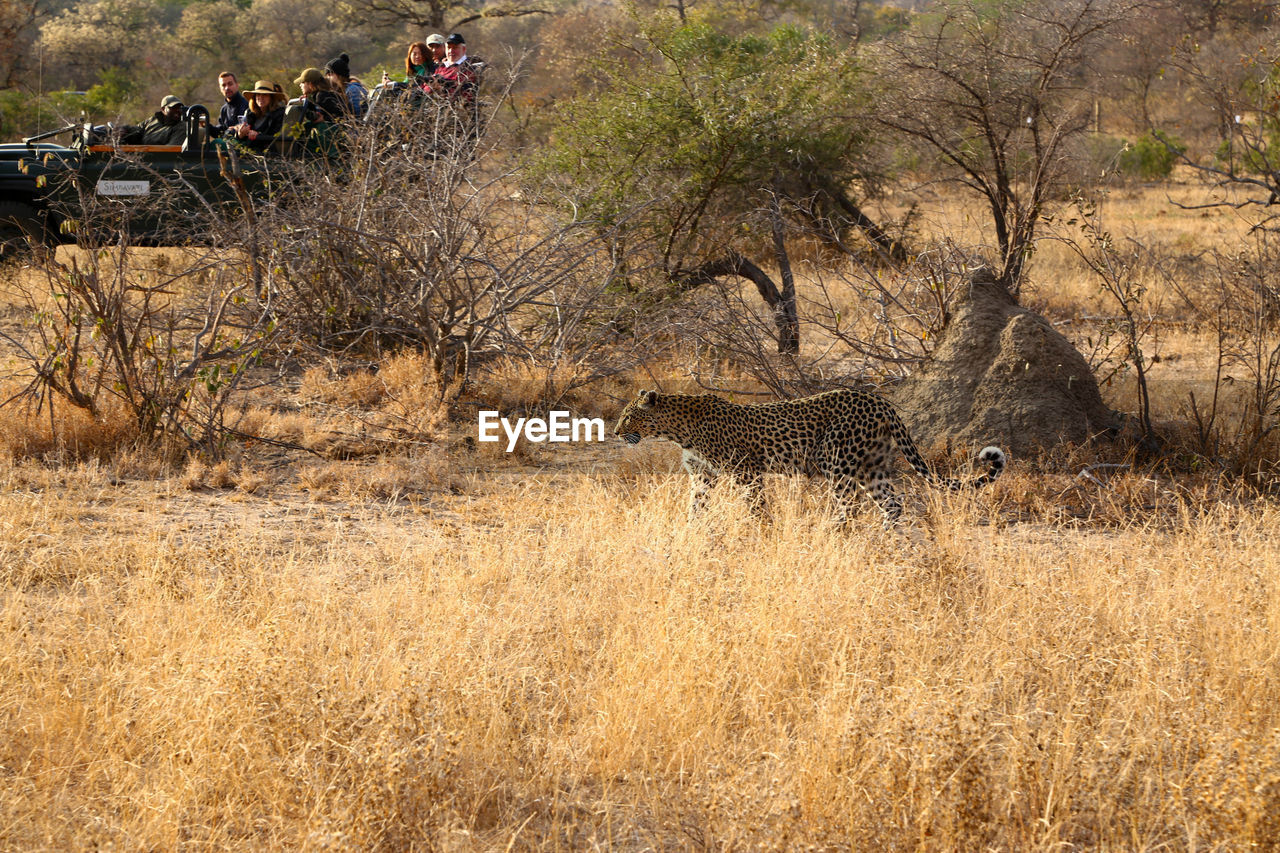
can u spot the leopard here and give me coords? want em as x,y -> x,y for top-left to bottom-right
614,388 -> 1006,523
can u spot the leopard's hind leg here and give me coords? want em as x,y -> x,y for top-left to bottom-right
817,423 -> 902,525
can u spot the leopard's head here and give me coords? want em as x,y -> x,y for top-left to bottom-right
614,389 -> 661,445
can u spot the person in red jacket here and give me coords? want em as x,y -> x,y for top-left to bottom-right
427,33 -> 479,101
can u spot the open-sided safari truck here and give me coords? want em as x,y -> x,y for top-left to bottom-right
0,105 -> 293,257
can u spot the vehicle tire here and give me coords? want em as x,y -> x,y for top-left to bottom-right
0,200 -> 48,260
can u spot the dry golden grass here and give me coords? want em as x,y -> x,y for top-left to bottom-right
1,184 -> 1278,848
0,398 -> 137,462
0,452 -> 1278,849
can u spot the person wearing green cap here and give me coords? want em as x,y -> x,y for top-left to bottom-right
121,94 -> 187,145
294,68 -> 344,122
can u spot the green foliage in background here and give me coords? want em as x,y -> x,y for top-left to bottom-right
85,67 -> 141,117
532,13 -> 873,274
1120,131 -> 1184,181
0,89 -> 94,140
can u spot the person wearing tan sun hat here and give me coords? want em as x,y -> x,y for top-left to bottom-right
234,80 -> 287,151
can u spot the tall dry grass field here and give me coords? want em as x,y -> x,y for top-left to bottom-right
0,451 -> 1278,849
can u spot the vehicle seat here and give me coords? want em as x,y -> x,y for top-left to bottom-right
276,101 -> 309,154
182,104 -> 210,152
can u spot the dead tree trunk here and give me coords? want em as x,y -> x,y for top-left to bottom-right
807,175 -> 908,264
769,194 -> 800,354
674,251 -> 800,354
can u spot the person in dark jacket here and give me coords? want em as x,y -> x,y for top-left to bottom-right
211,71 -> 250,137
324,53 -> 368,118
233,80 -> 286,151
294,68 -> 345,122
123,95 -> 187,145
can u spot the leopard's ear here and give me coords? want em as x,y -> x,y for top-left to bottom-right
637,390 -> 657,410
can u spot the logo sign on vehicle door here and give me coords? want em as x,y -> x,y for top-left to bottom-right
96,180 -> 150,196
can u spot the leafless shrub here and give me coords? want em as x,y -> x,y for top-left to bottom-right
0,136 -> 292,459
680,237 -> 977,399
0,238 -> 276,458
1047,193 -> 1161,447
876,0 -> 1140,292
1184,234 -> 1280,484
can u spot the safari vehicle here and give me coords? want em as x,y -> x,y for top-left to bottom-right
0,134 -> 71,255
0,105 -> 291,257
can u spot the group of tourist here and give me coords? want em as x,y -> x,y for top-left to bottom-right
386,32 -> 480,101
125,32 -> 481,152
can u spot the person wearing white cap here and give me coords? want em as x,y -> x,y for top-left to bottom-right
427,33 -> 478,100
425,33 -> 446,66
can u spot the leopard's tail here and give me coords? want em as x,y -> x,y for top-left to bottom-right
888,410 -> 1006,490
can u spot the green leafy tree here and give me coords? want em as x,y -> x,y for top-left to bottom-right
1119,131 -> 1184,180
534,15 -> 894,354
84,67 -> 138,115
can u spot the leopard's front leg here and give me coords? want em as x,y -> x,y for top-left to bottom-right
682,449 -> 719,518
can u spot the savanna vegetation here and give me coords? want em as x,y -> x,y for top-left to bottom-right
2,0 -> 1280,847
